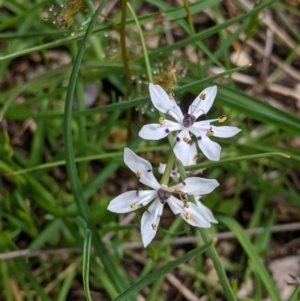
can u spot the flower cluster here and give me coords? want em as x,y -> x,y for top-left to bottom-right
108,83 -> 241,247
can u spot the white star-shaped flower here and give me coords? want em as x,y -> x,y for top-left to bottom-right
108,148 -> 219,247
139,84 -> 241,165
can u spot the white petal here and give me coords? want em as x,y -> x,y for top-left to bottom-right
189,125 -> 221,161
167,196 -> 211,227
211,125 -> 241,138
158,163 -> 166,175
197,135 -> 221,161
170,167 -> 180,181
107,190 -> 157,213
173,128 -> 191,165
141,199 -> 164,247
149,83 -> 184,122
188,86 -> 217,118
139,120 -> 182,140
195,197 -> 218,223
183,202 -> 211,227
193,119 -> 218,127
124,148 -> 160,189
187,142 -> 198,166
170,177 -> 219,195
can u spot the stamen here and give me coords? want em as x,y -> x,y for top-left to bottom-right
186,212 -> 192,219
173,189 -> 185,196
218,115 -> 227,123
199,93 -> 206,100
131,204 -> 138,209
183,199 -> 189,208
136,171 -> 141,178
168,91 -> 174,99
183,136 -> 190,143
151,223 -> 158,230
159,117 -> 165,125
207,130 -> 214,137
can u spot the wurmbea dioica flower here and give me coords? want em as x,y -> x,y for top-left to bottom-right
107,148 -> 219,247
139,84 -> 241,165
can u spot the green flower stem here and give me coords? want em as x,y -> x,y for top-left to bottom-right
177,158 -> 236,300
199,228 -> 236,300
127,2 -> 153,82
160,151 -> 176,186
121,0 -> 131,95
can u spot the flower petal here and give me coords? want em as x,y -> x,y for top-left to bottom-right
173,128 -> 191,165
139,120 -> 182,140
107,190 -> 157,213
170,177 -> 219,195
188,86 -> 217,118
190,125 -> 221,161
158,163 -> 166,175
167,196 -> 211,227
211,125 -> 241,138
124,148 -> 160,189
141,198 -> 164,247
149,83 -> 184,121
187,142 -> 198,166
197,135 -> 221,161
195,197 -> 218,223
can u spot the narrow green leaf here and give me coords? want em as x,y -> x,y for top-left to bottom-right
113,239 -> 213,301
63,0 -> 130,295
77,217 -> 93,301
218,216 -> 281,301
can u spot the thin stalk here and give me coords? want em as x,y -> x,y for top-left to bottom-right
120,0 -> 133,142
127,2 -> 152,82
70,42 -> 87,185
160,151 -> 176,186
120,0 -> 131,94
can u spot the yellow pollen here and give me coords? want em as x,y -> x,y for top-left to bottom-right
159,117 -> 165,125
168,91 -> 174,99
218,115 -> 227,123
130,204 -> 137,209
186,212 -> 192,219
199,93 -> 206,100
136,171 -> 141,178
183,136 -> 190,143
152,223 -> 157,230
207,130 -> 214,137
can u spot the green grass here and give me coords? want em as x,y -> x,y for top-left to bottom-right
1,0 -> 300,300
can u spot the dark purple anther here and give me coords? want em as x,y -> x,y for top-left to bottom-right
183,114 -> 196,127
197,136 -> 202,140
157,188 -> 171,204
165,129 -> 170,133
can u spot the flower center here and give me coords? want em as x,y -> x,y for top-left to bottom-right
157,188 -> 171,204
183,114 -> 196,127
